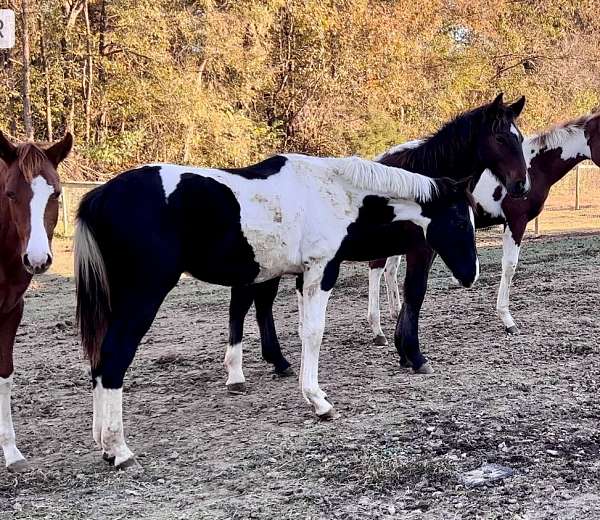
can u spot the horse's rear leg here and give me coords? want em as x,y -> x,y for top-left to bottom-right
367,266 -> 386,345
0,300 -> 28,473
93,286 -> 173,470
254,278 -> 292,376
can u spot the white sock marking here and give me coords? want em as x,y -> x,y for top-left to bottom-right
224,343 -> 245,385
367,267 -> 384,337
384,256 -> 402,319
300,277 -> 333,417
496,227 -> 520,329
0,375 -> 25,468
96,381 -> 134,466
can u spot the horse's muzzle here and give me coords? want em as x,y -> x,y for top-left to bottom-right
23,253 -> 52,275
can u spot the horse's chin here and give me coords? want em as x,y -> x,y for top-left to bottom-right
24,265 -> 50,275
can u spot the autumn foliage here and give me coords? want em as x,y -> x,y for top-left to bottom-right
1,0 -> 599,179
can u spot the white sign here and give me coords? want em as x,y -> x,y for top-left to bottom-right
0,10 -> 15,49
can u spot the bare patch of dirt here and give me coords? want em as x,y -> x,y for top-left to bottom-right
1,231 -> 599,519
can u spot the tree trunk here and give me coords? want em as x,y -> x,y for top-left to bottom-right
83,0 -> 93,143
38,18 -> 53,141
21,0 -> 34,140
61,0 -> 85,136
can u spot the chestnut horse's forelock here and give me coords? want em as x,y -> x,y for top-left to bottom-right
15,143 -> 53,184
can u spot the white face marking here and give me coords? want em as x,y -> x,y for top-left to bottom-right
26,176 -> 54,267
510,124 -> 520,138
468,206 -> 475,229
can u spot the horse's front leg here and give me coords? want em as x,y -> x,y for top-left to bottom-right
394,247 -> 435,374
496,222 -> 525,334
299,266 -> 334,418
225,286 -> 255,394
0,300 -> 28,473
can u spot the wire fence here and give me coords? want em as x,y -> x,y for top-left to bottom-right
58,163 -> 600,237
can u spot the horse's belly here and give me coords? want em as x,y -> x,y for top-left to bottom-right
243,224 -> 303,282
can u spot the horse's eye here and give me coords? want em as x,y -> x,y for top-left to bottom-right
495,135 -> 509,145
51,191 -> 61,200
5,190 -> 16,200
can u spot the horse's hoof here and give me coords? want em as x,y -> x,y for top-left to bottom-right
275,366 -> 295,377
7,459 -> 30,474
116,457 -> 143,472
102,452 -> 116,465
316,407 -> 336,421
414,362 -> 434,375
373,335 -> 388,346
505,326 -> 519,335
227,382 -> 247,395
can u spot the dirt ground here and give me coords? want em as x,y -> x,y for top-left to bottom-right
0,230 -> 599,519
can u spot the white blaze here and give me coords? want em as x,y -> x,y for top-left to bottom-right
26,176 -> 54,266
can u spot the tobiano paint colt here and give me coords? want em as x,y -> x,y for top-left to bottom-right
0,132 -> 73,472
369,111 -> 600,339
227,94 -> 529,379
75,153 -> 478,469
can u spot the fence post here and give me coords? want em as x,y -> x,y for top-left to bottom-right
61,190 -> 68,235
575,165 -> 580,210
534,216 -> 539,236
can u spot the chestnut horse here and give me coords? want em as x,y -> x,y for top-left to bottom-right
0,132 -> 72,472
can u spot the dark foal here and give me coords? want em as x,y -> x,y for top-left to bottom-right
0,132 -> 72,472
229,93 -> 529,378
368,111 -> 600,340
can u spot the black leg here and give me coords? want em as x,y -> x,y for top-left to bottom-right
253,277 -> 291,375
394,246 -> 436,373
229,285 -> 255,347
93,279 -> 176,468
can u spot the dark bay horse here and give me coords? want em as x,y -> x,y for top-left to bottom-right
368,111 -> 600,339
226,94 -> 529,380
75,153 -> 478,469
0,132 -> 72,472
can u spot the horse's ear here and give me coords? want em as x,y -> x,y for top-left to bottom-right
456,176 -> 473,191
45,132 -> 73,167
508,96 -> 526,118
434,176 -> 473,202
0,131 -> 17,165
487,93 -> 504,116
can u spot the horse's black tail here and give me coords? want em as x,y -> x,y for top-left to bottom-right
74,191 -> 110,369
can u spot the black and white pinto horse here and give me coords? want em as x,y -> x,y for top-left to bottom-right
225,94 -> 529,382
369,111 -> 600,339
75,153 -> 478,468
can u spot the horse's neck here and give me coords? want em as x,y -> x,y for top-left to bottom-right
383,139 -> 483,181
527,129 -> 591,189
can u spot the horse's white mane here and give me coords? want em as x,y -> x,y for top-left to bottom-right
334,156 -> 437,202
528,115 -> 592,150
